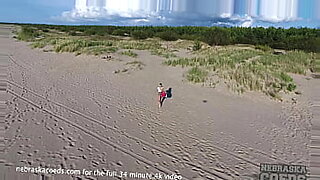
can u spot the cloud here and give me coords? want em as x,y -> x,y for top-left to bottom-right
55,7 -> 256,27
53,0 -> 318,28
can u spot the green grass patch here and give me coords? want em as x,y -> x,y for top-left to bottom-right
116,40 -> 161,50
311,56 -> 320,73
192,41 -> 202,51
186,67 -> 208,83
121,50 -> 138,58
151,48 -> 177,58
17,26 -> 41,41
31,41 -> 47,48
165,48 -> 316,98
255,45 -> 273,52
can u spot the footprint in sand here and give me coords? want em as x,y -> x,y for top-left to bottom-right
17,150 -> 25,155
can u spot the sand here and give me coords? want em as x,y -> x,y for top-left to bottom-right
0,25 -> 319,180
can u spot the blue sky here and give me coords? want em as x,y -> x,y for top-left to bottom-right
0,0 -> 73,24
0,0 -> 319,28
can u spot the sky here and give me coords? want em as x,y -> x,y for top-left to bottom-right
0,0 -> 319,28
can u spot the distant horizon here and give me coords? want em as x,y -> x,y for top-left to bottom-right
1,22 -> 319,30
0,0 -> 319,28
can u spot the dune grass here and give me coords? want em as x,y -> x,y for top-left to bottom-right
28,35 -> 172,57
17,26 -> 320,98
17,26 -> 41,41
115,40 -> 161,50
150,48 -> 177,58
311,54 -> 320,73
78,46 -> 118,56
29,37 -> 115,55
165,48 -> 318,98
19,26 -> 180,59
186,67 -> 208,83
21,25 -> 177,58
121,50 -> 138,58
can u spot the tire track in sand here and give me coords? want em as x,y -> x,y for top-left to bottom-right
7,50 -> 285,169
7,84 -> 233,180
7,79 -> 284,178
7,53 -> 281,178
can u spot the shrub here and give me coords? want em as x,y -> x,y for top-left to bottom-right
83,29 -> 97,36
180,34 -> 198,41
17,26 -> 40,41
68,31 -> 77,36
131,31 -> 149,40
156,31 -> 179,41
202,27 -> 231,46
287,83 -> 297,92
278,72 -> 293,82
192,41 -> 202,51
42,29 -> 49,33
112,29 -> 128,36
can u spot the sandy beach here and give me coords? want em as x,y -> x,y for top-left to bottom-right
1,25 -> 319,180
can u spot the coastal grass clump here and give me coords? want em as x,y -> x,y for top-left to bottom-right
192,41 -> 202,51
121,50 -> 138,58
29,34 -> 173,58
312,60 -> 320,73
31,41 -> 47,49
79,46 -> 118,56
30,37 -> 117,55
186,67 -> 208,83
53,39 -> 113,53
165,48 -> 318,97
255,45 -> 273,52
17,26 -> 41,41
151,48 -> 177,59
115,40 -> 161,50
165,49 -> 260,69
310,53 -> 320,73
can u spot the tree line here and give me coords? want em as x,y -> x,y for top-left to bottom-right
18,23 -> 320,52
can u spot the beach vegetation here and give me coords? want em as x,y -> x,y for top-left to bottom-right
255,45 -> 273,52
311,55 -> 320,73
131,30 -> 149,40
121,50 -> 138,58
156,31 -> 179,41
17,26 -> 41,41
79,46 -> 118,56
192,40 -> 202,51
17,24 -> 320,52
165,48 -> 316,97
151,48 -> 177,58
112,29 -> 128,36
202,27 -> 231,46
186,67 -> 208,83
15,24 -> 320,98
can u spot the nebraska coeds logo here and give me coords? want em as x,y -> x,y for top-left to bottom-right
259,164 -> 307,180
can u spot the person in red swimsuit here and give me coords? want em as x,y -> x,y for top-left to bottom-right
157,83 -> 166,108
